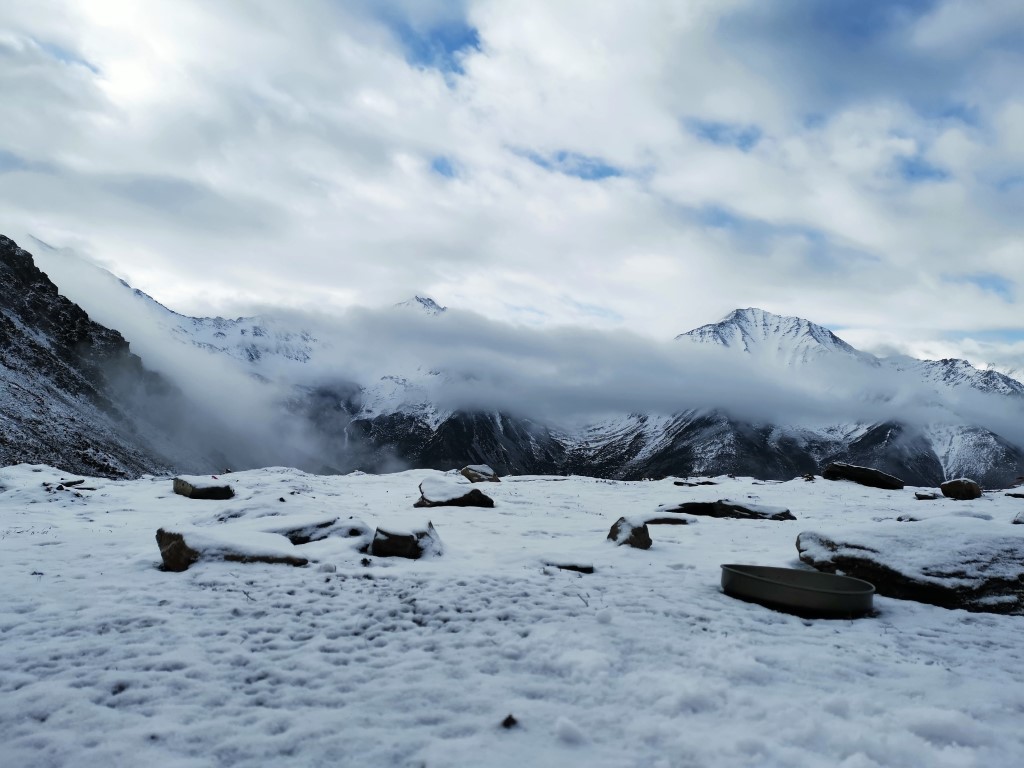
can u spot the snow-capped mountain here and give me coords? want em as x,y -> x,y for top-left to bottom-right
395,296 -> 447,315
677,307 -> 876,367
6,236 -> 1024,486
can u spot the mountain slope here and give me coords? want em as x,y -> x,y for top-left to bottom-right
0,235 -> 179,476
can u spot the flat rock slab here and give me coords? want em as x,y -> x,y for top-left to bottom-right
414,477 -> 494,508
156,527 -> 308,572
1007,493 -> 1024,500
660,499 -> 794,521
173,476 -> 234,500
822,463 -> 904,490
460,465 -> 500,483
915,492 -> 940,501
797,521 -> 1024,614
941,478 -> 982,500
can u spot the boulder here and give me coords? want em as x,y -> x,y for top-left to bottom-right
940,478 -> 982,500
1007,493 -> 1024,500
673,479 -> 717,487
173,476 -> 234,500
369,522 -> 443,559
460,464 -> 501,483
607,517 -> 652,549
1013,511 -> 1024,525
821,462 -> 904,490
414,477 -> 494,508
659,499 -> 795,521
156,527 -> 308,572
914,492 -> 939,501
797,521 -> 1024,614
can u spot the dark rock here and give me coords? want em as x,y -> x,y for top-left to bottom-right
501,714 -> 518,729
280,520 -> 338,545
822,462 -> 904,490
547,563 -> 595,574
414,478 -> 494,508
155,529 -> 201,572
801,474 -> 815,482
896,515 -> 920,522
660,499 -> 795,521
607,517 -> 652,549
940,478 -> 982,500
797,525 -> 1024,614
172,477 -> 234,500
644,516 -> 691,526
1007,493 -> 1024,500
155,527 -> 308,572
460,464 -> 501,483
369,522 -> 443,559
673,479 -> 717,487
915,492 -> 940,500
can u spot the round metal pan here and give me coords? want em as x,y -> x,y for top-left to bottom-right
721,564 -> 875,618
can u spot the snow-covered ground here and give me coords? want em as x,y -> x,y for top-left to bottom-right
2,465 -> 1023,768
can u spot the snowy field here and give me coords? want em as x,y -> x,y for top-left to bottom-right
2,464 -> 1023,768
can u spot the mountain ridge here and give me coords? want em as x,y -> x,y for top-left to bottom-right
5,235 -> 1024,486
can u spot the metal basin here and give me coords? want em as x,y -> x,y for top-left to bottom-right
721,564 -> 875,618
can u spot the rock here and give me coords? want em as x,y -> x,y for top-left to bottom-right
801,474 -> 815,482
1007,493 -> 1024,500
460,464 -> 500,483
546,563 -> 595,574
659,499 -> 795,521
156,527 -> 308,572
1014,512 -> 1024,525
821,462 -> 904,490
644,516 -> 692,526
940,478 -> 982,500
501,714 -> 518,729
607,517 -> 652,549
369,522 -> 442,559
673,479 -> 717,487
172,476 -> 234,500
155,529 -> 201,572
414,477 -> 494,508
797,521 -> 1024,614
915,492 -> 940,500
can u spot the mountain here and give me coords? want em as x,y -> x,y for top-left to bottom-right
6,237 -> 1024,486
0,235 -> 178,476
677,307 -> 876,367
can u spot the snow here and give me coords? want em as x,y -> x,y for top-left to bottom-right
418,475 -> 474,502
3,464 -> 1024,767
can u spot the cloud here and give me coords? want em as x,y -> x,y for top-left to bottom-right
0,0 -> 1020,358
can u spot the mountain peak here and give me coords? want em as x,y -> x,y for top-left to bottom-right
395,296 -> 447,315
677,307 -> 871,366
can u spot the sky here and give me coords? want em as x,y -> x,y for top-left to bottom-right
1,0 -> 1023,368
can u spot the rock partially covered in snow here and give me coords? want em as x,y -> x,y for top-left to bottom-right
156,527 -> 308,572
822,462 -> 904,490
369,522 -> 443,559
797,521 -> 1024,614
659,499 -> 795,521
607,517 -> 652,549
460,464 -> 500,483
414,477 -> 494,508
941,478 -> 982,500
172,475 -> 234,500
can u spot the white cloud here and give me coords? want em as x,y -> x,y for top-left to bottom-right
0,0 -> 1021,354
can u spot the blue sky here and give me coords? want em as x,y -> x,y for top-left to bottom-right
0,0 -> 1022,369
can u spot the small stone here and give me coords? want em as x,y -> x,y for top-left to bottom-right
501,714 -> 518,729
